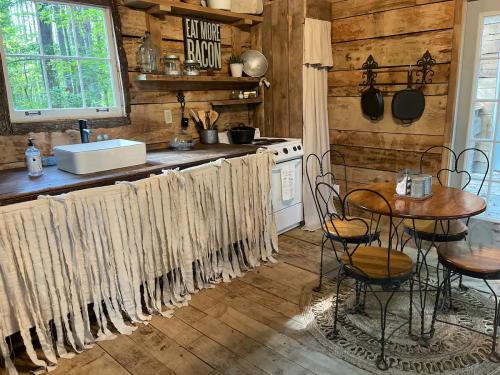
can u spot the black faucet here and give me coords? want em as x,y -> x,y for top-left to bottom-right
79,119 -> 92,143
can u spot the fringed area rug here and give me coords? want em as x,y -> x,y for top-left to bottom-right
300,278 -> 500,374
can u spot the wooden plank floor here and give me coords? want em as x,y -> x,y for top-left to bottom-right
1,227 -> 373,375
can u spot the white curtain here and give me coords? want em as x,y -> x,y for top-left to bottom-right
302,18 -> 334,231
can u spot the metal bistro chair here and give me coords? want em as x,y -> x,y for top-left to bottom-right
430,241 -> 500,363
401,146 -> 489,252
316,183 -> 415,371
306,150 -> 381,292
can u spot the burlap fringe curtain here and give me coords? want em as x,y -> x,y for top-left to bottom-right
0,151 -> 278,375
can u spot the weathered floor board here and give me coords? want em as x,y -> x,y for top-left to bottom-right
3,229 -> 373,375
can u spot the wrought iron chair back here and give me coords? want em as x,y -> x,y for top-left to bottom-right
315,183 -> 396,282
305,149 -> 350,218
419,145 -> 489,195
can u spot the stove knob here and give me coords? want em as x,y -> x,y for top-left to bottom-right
297,145 -> 302,150
283,148 -> 289,154
293,146 -> 297,151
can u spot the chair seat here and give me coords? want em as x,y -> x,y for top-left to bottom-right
341,247 -> 413,280
324,216 -> 381,240
403,219 -> 467,239
437,242 -> 500,276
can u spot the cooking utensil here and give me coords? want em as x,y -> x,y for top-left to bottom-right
205,112 -> 211,130
189,109 -> 203,128
391,67 -> 425,126
228,123 -> 256,144
210,110 -> 219,129
361,80 -> 384,121
198,110 -> 207,129
241,50 -> 268,77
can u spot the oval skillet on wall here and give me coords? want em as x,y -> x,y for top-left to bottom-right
391,68 -> 425,126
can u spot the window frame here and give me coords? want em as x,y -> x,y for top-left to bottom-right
463,10 -> 500,222
0,0 -> 125,122
0,0 -> 130,136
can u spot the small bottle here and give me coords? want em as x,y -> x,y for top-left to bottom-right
238,90 -> 244,99
26,138 -> 43,177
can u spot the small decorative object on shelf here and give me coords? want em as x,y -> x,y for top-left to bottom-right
163,55 -> 182,76
136,31 -> 162,74
238,90 -> 244,99
230,90 -> 238,100
395,169 -> 433,200
229,54 -> 245,77
182,60 -> 201,76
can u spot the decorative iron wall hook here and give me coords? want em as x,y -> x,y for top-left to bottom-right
177,89 -> 186,118
362,55 -> 378,86
415,50 -> 436,87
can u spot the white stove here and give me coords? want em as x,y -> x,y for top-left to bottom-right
219,130 -> 304,234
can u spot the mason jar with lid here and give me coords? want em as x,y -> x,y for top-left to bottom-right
183,60 -> 201,76
163,55 -> 182,76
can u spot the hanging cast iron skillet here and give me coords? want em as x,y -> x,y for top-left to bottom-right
391,69 -> 426,126
361,81 -> 384,120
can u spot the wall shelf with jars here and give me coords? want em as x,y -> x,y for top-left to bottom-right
132,75 -> 261,92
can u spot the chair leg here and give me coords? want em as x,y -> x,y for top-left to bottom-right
313,236 -> 327,292
430,265 -> 449,339
408,277 -> 418,341
368,284 -> 397,371
483,279 -> 500,363
327,267 -> 346,340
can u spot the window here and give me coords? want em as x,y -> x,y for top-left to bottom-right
0,0 -> 124,122
464,13 -> 500,219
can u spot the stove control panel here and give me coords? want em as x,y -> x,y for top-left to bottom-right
270,142 -> 304,163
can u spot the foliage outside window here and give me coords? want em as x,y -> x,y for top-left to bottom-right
0,0 -> 124,122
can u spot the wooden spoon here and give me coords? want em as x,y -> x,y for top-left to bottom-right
189,109 -> 201,127
209,110 -> 219,129
198,110 -> 207,129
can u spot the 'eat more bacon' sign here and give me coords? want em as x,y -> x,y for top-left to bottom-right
182,17 -> 222,70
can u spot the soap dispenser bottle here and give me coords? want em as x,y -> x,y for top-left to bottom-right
26,138 -> 43,177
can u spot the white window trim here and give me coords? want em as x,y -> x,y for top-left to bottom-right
463,10 -> 500,222
0,0 -> 125,122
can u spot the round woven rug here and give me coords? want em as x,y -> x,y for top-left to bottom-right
300,278 -> 499,374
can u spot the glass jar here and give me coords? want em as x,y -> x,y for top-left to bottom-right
163,55 -> 182,76
182,60 -> 201,76
136,31 -> 162,74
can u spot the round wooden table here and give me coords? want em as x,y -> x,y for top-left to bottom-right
346,182 -> 487,344
347,182 -> 487,220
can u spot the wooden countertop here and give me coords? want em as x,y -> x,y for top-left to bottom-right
0,144 -> 260,206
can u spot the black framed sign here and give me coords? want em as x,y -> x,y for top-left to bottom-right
182,17 -> 222,70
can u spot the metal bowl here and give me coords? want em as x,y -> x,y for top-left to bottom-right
242,50 -> 268,77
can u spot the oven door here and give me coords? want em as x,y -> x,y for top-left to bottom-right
271,159 -> 302,212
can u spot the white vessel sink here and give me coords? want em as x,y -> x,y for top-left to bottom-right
54,140 -> 147,175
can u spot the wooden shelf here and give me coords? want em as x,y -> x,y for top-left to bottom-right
133,75 -> 261,91
124,0 -> 263,25
211,98 -> 262,106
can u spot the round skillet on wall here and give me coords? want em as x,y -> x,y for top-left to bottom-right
391,69 -> 425,126
361,82 -> 384,121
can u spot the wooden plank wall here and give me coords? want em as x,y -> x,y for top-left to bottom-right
261,0 -> 331,138
0,3 -> 259,170
328,0 -> 457,191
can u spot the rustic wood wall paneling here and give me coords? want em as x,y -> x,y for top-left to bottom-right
328,0 -> 457,185
262,3 -> 274,137
442,0 -> 466,184
288,0 -> 305,139
271,0 -> 290,138
251,24 -> 265,132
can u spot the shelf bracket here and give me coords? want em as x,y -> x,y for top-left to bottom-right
415,50 -> 436,87
146,5 -> 171,20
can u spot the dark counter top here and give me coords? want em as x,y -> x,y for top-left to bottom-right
0,144 -> 260,206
